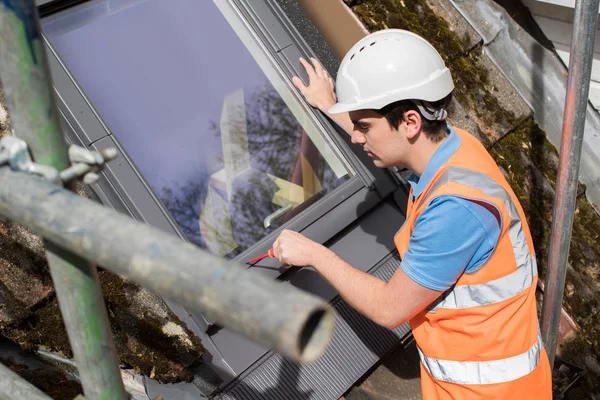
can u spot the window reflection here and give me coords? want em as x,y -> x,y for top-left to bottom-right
43,0 -> 350,258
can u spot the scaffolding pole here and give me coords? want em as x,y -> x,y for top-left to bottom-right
0,1 -> 128,398
0,167 -> 335,363
540,0 -> 600,368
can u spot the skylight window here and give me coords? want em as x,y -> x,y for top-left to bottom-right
43,0 -> 352,258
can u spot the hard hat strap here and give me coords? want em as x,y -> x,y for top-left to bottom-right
412,100 -> 448,121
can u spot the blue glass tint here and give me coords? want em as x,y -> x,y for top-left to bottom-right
43,0 -> 350,258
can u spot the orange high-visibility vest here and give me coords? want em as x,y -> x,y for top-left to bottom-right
394,128 -> 552,399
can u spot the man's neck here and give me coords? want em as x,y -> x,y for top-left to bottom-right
409,133 -> 448,178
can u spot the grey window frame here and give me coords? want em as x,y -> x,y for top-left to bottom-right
40,0 -> 399,277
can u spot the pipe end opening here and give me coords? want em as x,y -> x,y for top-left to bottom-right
297,306 -> 335,363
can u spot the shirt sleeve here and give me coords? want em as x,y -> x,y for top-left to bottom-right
400,196 -> 501,291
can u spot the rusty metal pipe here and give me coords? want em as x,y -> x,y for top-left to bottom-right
0,168 -> 335,363
540,0 -> 600,368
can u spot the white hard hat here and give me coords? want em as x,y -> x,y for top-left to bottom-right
328,29 -> 454,117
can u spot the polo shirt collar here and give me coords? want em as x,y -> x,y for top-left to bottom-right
407,126 -> 461,200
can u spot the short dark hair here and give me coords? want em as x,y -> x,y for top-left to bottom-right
377,93 -> 453,143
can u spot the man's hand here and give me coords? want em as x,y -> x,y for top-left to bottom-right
273,229 -> 327,267
273,230 -> 441,330
292,57 -> 354,136
292,57 -> 337,113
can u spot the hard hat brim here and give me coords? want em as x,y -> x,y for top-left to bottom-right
328,68 -> 454,115
327,96 -> 394,114
327,102 -> 362,114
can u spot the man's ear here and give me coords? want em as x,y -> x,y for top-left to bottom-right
402,110 -> 422,140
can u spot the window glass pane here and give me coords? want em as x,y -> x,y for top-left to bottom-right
43,0 -> 351,258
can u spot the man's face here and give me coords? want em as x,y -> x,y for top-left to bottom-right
349,109 -> 407,169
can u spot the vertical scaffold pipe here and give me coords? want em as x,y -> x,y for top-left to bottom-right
0,1 -> 127,398
540,0 -> 600,368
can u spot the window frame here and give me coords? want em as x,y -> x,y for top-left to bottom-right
40,0 -> 400,329
37,0 -> 405,386
41,0 -> 398,268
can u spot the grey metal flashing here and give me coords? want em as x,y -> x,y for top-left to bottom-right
55,105 -> 85,148
144,198 -> 405,399
43,35 -> 112,145
216,253 -> 410,400
240,0 -> 294,52
232,178 -> 376,271
56,107 -> 129,213
206,197 -> 404,377
187,177 -> 380,332
449,0 -> 600,212
270,0 -> 340,76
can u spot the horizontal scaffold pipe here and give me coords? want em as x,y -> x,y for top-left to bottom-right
0,167 -> 334,363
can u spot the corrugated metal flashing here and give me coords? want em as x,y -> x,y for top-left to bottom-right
216,253 -> 410,400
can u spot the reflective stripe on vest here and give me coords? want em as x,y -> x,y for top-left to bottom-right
417,334 -> 543,385
429,256 -> 538,311
423,166 -> 536,311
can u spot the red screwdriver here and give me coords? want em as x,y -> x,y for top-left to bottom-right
247,249 -> 275,265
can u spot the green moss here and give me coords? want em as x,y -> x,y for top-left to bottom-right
3,298 -> 73,357
349,0 -> 464,60
490,119 -> 551,273
346,0 -> 515,126
1,270 -> 204,383
559,332 -> 599,397
99,271 -> 204,383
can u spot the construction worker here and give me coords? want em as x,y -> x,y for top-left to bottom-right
273,29 -> 552,399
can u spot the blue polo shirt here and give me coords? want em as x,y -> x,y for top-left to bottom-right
401,127 -> 501,291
